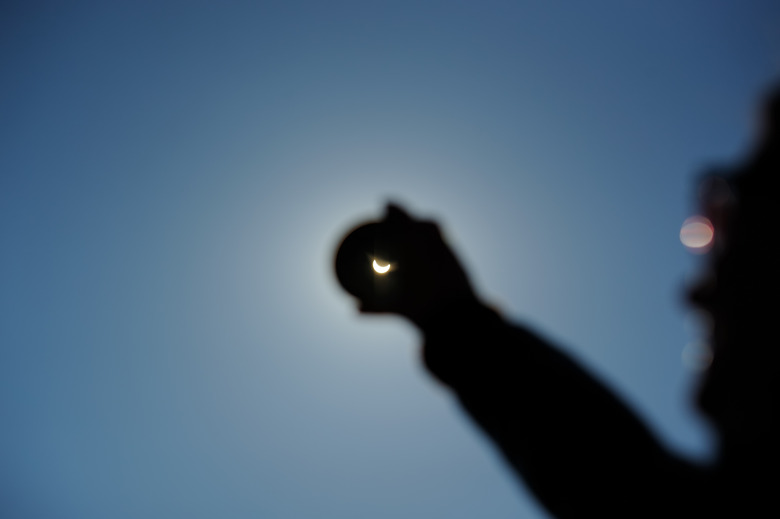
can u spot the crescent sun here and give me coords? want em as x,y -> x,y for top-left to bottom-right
372,259 -> 391,274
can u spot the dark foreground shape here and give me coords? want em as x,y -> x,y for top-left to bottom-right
334,85 -> 780,518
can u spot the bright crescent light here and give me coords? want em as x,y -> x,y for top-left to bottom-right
372,259 -> 391,274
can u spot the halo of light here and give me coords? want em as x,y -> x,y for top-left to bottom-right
680,216 -> 714,253
372,259 -> 391,274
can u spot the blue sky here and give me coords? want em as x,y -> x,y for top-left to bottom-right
1,2 -> 779,518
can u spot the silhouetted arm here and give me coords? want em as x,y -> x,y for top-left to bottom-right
335,204 -> 716,517
419,299 -> 711,518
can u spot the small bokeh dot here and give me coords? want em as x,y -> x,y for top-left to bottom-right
680,216 -> 714,253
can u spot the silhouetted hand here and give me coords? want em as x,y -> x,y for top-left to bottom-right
334,203 -> 478,329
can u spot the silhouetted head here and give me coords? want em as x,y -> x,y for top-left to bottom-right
689,84 -> 780,457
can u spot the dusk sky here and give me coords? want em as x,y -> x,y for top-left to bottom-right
2,2 -> 779,518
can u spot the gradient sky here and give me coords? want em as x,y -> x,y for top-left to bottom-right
2,2 -> 779,518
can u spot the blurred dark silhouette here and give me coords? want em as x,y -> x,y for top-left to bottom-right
334,84 -> 780,518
